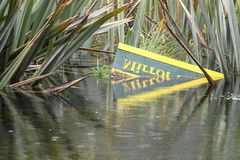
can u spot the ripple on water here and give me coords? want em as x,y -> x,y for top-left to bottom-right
148,131 -> 161,137
152,137 -> 162,141
51,136 -> 60,141
148,131 -> 162,141
138,144 -> 152,149
75,122 -> 85,127
114,131 -> 134,138
112,124 -> 120,128
224,93 -> 240,101
76,144 -> 87,148
87,132 -> 95,136
59,129 -> 67,134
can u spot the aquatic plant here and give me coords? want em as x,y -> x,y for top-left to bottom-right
0,0 -> 129,89
91,64 -> 111,79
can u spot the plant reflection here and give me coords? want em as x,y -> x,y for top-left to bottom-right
0,77 -> 240,159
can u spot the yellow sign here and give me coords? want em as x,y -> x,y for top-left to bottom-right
112,43 -> 224,79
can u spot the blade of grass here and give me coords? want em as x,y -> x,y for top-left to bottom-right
0,2 -> 19,55
78,47 -> 115,54
160,1 -> 216,85
57,4 -> 130,69
164,21 -> 215,86
117,0 -> 125,43
29,0 -> 55,38
0,0 -> 9,17
17,0 -> 34,48
43,73 -> 92,93
10,72 -> 56,88
33,15 -> 88,78
199,0 -> 229,78
129,0 -> 147,46
125,0 -> 140,18
177,0 -> 207,46
159,0 -> 193,58
95,17 -> 133,34
221,0 -> 240,72
0,0 -> 73,88
190,0 -> 200,61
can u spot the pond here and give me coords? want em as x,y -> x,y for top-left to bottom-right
0,75 -> 240,160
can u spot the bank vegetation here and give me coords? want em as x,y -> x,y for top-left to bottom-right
0,0 -> 240,91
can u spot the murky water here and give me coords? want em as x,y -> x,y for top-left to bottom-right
1,76 -> 240,160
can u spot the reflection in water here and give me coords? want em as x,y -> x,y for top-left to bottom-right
0,77 -> 240,159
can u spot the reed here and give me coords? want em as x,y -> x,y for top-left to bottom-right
0,0 -> 130,89
1,0 -> 240,88
115,0 -> 240,81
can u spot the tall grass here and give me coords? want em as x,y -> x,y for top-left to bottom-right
115,0 -> 240,81
1,0 -> 240,87
0,0 -> 130,89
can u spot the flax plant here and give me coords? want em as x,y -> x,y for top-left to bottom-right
116,0 -> 240,81
0,0 -> 130,89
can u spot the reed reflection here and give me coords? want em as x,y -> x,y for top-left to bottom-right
0,77 -> 240,159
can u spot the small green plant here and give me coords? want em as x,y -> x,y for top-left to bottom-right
91,64 -> 111,79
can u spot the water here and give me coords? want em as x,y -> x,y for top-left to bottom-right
0,76 -> 240,160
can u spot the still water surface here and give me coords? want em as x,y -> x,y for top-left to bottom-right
0,77 -> 240,160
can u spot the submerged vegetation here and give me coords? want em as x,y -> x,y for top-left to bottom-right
1,0 -> 240,90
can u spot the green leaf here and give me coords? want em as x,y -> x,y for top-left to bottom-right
0,0 -> 73,87
0,0 -> 9,17
117,0 -> 125,43
56,4 -> 129,68
0,1 -> 19,55
16,0 -> 34,48
33,15 -> 88,77
199,0 -> 229,77
0,24 -> 51,88
222,0 -> 240,72
129,0 -> 147,46
30,0 -> 55,38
